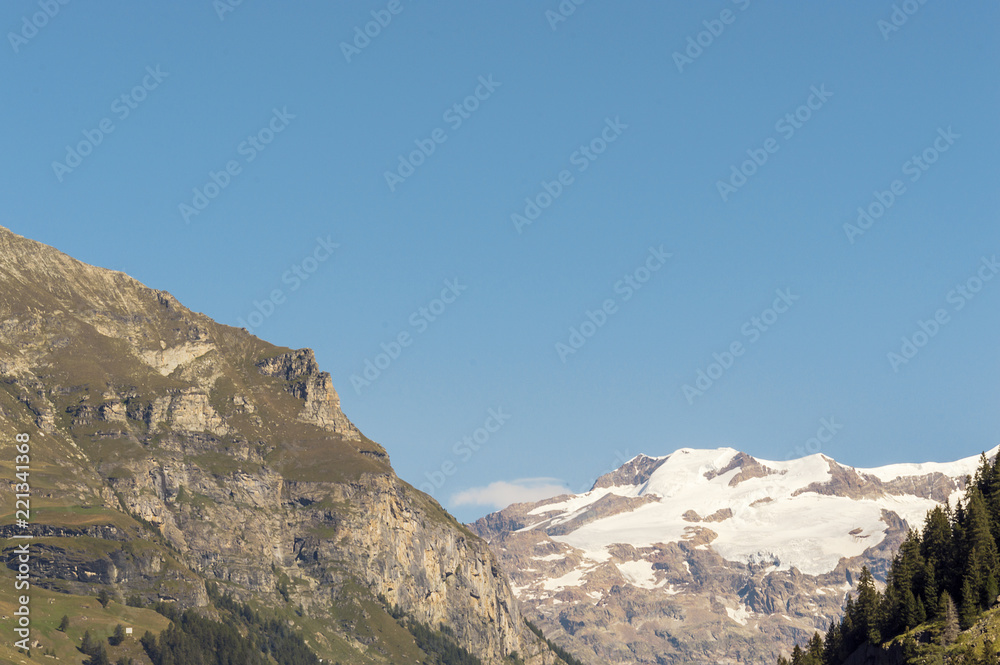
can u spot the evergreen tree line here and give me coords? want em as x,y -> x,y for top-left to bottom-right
382,595 -> 488,665
380,594 -> 579,665
524,620 -> 588,665
78,626 -> 133,665
136,582 -> 320,665
406,621 -> 486,665
778,452 -> 1000,665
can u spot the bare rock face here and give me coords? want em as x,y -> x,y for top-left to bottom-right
472,447 -> 988,665
256,349 -> 363,441
791,459 -> 886,500
0,226 -> 564,665
592,454 -> 667,489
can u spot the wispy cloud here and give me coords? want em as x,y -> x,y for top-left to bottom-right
449,477 -> 569,511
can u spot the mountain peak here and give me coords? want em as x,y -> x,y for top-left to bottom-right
473,443 -> 996,664
0,224 -> 168,319
0,227 -> 564,664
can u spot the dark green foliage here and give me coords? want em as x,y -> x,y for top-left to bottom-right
57,614 -> 69,632
855,567 -> 883,645
524,620 -> 588,665
84,645 -> 111,665
822,621 -> 842,664
961,577 -> 979,629
940,592 -> 959,646
80,629 -> 96,655
97,588 -> 112,608
377,593 -> 579,665
807,632 -> 824,661
787,639 -> 826,665
79,629 -> 109,664
406,621 -> 483,665
778,450 -> 1000,664
109,623 -> 126,646
276,578 -> 291,603
207,586 -> 319,665
139,585 -> 321,665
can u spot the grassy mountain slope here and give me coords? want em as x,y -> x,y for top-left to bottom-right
0,226 -> 565,665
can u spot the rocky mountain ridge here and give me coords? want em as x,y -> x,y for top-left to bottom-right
0,225 -> 566,664
472,446 -> 998,665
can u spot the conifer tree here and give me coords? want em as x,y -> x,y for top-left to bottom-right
954,491 -> 969,576
939,591 -> 959,646
922,505 -> 953,590
964,488 -> 999,604
840,595 -> 858,654
855,567 -> 882,645
960,578 -> 978,630
986,571 -> 999,608
822,620 -> 843,665
983,453 -> 1000,543
901,586 -> 921,630
807,632 -> 823,662
773,451 -> 1000,665
80,629 -> 95,656
85,645 -> 110,665
923,560 -> 939,619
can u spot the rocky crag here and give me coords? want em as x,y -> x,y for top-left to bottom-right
0,226 -> 566,665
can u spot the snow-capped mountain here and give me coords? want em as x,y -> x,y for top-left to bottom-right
472,446 -> 999,665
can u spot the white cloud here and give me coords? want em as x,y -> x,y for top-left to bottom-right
449,477 -> 569,511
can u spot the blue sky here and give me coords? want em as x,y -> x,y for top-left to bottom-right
2,2 -> 998,523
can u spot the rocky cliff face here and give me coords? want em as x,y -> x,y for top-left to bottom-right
472,447 -> 993,665
0,226 -> 563,664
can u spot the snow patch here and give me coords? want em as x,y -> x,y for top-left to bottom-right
533,553 -> 565,562
616,560 -> 659,590
726,603 -> 752,626
541,566 -> 591,592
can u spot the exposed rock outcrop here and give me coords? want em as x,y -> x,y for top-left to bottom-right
0,226 -> 563,665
